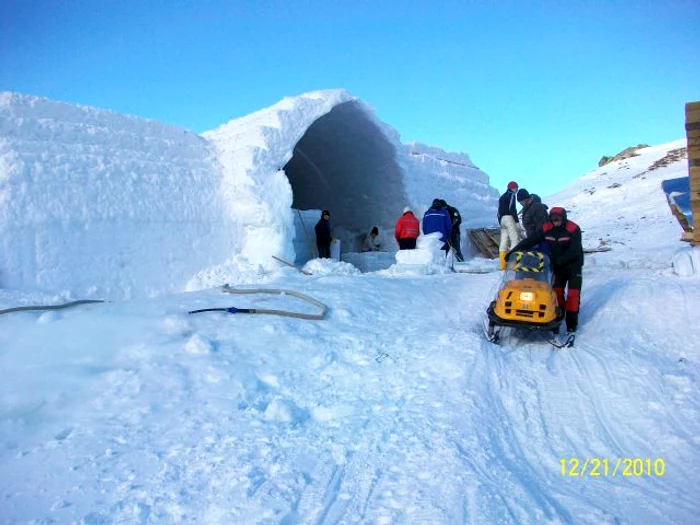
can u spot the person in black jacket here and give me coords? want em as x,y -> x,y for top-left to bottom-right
498,181 -> 522,269
507,206 -> 583,337
439,199 -> 463,262
517,189 -> 549,238
314,210 -> 332,258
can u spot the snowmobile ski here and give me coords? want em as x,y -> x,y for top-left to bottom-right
485,322 -> 501,344
548,332 -> 576,349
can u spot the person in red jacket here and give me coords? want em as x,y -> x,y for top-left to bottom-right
395,207 -> 420,249
507,206 -> 583,345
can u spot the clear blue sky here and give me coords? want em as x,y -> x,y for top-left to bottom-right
2,0 -> 699,193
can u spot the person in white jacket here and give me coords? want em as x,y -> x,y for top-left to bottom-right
362,226 -> 381,252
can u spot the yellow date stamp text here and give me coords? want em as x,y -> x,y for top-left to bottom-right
560,457 -> 665,477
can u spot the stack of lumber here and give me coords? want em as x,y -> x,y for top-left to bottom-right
687,101 -> 700,246
467,228 -> 500,258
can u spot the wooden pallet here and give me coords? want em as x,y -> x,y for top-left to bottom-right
467,228 -> 501,259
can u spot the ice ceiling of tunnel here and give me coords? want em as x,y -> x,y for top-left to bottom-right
283,101 -> 408,233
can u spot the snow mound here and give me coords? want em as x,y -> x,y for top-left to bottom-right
378,233 -> 453,275
672,245 -> 700,277
302,258 -> 361,276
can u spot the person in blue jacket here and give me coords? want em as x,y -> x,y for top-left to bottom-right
422,199 -> 453,253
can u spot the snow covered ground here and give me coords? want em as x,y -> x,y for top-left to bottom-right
1,111 -> 699,523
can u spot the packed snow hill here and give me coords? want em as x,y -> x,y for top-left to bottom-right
1,89 -> 699,523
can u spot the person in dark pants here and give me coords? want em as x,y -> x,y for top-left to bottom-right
422,198 -> 453,254
394,207 -> 420,249
507,207 -> 583,341
439,199 -> 463,261
314,209 -> 332,258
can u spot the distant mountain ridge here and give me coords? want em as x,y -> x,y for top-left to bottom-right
598,143 -> 651,167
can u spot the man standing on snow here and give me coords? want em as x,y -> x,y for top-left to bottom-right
517,189 -> 549,238
315,209 -> 332,259
498,181 -> 522,269
394,207 -> 420,249
439,199 -> 464,262
422,199 -> 453,253
507,206 -> 583,346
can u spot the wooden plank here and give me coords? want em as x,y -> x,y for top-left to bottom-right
467,231 -> 488,255
483,229 -> 502,247
691,174 -> 700,192
686,108 -> 700,123
472,236 -> 496,258
475,232 -> 500,258
686,101 -> 700,112
467,228 -> 500,259
687,136 -> 700,148
686,128 -> 700,139
688,144 -> 700,158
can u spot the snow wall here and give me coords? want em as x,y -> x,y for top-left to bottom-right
0,90 -> 498,299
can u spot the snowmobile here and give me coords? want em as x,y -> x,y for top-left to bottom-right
485,250 -> 564,345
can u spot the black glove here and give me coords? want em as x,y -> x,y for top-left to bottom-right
505,250 -> 514,261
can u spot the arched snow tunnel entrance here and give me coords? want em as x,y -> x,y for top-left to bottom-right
284,101 -> 408,258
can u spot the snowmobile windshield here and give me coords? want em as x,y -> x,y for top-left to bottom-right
504,251 -> 552,283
